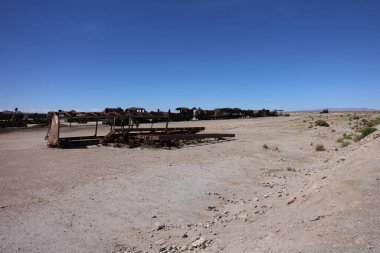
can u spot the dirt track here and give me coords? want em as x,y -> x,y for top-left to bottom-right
1,113 -> 379,252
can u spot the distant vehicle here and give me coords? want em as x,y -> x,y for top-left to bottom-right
320,109 -> 329,114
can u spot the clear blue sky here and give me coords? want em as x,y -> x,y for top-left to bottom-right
1,0 -> 379,112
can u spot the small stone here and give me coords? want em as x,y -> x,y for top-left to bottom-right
321,176 -> 327,179
191,237 -> 207,248
155,239 -> 166,245
153,222 -> 165,231
310,215 -> 325,221
207,206 -> 216,211
238,213 -> 248,220
376,178 -> 379,181
287,197 -> 296,205
151,215 -> 157,218
182,233 -> 188,238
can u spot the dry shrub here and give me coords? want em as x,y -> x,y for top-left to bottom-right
315,144 -> 326,151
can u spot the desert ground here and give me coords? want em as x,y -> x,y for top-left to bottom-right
1,112 -> 380,253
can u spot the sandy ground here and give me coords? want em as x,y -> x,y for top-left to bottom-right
1,112 -> 380,253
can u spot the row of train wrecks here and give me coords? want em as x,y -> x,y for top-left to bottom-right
77,107 -> 281,125
1,107 -> 281,127
0,108 -> 48,127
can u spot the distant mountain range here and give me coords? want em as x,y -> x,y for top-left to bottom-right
295,108 -> 378,112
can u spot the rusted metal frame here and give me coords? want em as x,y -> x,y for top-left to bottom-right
46,111 -> 233,148
94,120 -> 98,137
57,114 -> 60,142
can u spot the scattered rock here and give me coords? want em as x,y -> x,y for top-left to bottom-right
182,233 -> 188,238
238,213 -> 248,220
207,206 -> 217,211
152,222 -> 165,231
287,197 -> 296,205
155,239 -> 166,245
112,244 -> 140,253
310,215 -> 325,221
191,237 -> 207,248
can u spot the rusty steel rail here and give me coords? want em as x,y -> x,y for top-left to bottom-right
112,127 -> 206,134
132,133 -> 235,141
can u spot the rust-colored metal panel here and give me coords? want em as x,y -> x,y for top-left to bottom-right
47,114 -> 59,147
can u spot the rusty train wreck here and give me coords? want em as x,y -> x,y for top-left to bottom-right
45,110 -> 235,148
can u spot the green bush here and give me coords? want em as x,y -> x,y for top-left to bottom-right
354,127 -> 377,142
367,118 -> 380,127
315,119 -> 329,127
315,144 -> 326,151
